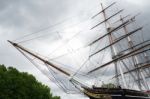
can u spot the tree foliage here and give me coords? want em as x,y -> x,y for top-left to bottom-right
0,64 -> 60,99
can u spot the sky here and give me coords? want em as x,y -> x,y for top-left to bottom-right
0,0 -> 150,99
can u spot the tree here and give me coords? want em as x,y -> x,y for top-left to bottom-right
0,64 -> 60,99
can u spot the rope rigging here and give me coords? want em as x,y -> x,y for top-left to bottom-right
49,59 -> 89,77
17,47 -> 69,92
13,3 -> 102,44
15,45 -> 81,93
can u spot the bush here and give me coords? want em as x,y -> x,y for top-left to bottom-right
0,64 -> 60,99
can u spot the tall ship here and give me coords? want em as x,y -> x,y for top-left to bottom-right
8,1 -> 150,99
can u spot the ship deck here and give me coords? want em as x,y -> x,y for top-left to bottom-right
83,87 -> 150,99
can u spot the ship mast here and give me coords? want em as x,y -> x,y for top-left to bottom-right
119,15 -> 149,90
91,2 -> 127,88
88,2 -> 150,90
100,3 -> 123,88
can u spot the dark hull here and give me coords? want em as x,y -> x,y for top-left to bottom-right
83,87 -> 150,99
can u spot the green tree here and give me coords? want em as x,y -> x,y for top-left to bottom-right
0,64 -> 60,99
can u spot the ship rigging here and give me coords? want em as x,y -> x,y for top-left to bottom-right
8,1 -> 150,99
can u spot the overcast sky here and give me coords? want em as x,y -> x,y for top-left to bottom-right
0,0 -> 150,99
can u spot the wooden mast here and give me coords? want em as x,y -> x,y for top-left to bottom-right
8,40 -> 71,76
120,15 -> 142,90
91,2 -> 126,87
8,40 -> 91,90
100,3 -> 120,87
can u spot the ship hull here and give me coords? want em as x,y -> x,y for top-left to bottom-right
83,87 -> 150,99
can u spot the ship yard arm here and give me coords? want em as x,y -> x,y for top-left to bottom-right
89,16 -> 136,46
87,43 -> 150,74
91,9 -> 124,30
89,27 -> 143,57
113,62 -> 150,78
91,2 -> 116,19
